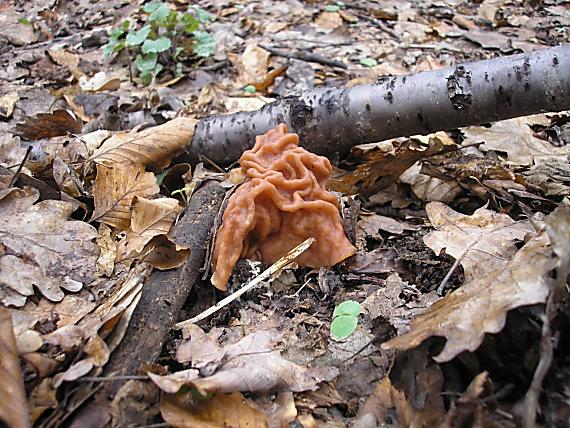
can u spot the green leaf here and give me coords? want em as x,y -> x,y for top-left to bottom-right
173,47 -> 184,60
244,85 -> 256,94
142,37 -> 172,54
18,17 -> 32,25
121,19 -> 130,31
126,25 -> 151,46
140,71 -> 154,86
148,2 -> 171,22
191,6 -> 213,24
325,5 -> 340,12
180,12 -> 199,33
330,315 -> 358,340
333,300 -> 361,318
192,30 -> 215,57
135,53 -> 158,72
110,27 -> 125,39
143,1 -> 162,13
103,39 -> 125,57
360,57 -> 378,68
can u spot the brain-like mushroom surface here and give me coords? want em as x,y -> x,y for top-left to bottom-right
211,124 -> 356,290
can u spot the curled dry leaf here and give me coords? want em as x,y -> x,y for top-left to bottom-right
329,132 -> 455,194
151,327 -> 338,395
91,163 -> 160,230
89,116 -> 197,173
161,391 -> 268,428
126,197 -> 182,254
14,110 -> 83,141
0,188 -> 99,306
423,202 -> 534,281
384,230 -> 555,362
0,308 -> 30,428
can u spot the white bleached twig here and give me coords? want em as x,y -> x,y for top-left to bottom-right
174,237 -> 315,329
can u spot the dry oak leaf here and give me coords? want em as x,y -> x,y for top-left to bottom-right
91,163 -> 160,230
0,188 -> 98,306
89,116 -> 197,173
161,391 -> 268,428
423,202 -> 534,282
14,110 -> 83,141
462,115 -> 569,166
384,230 -> 555,362
236,43 -> 270,86
0,308 -> 31,428
126,196 -> 182,254
152,327 -> 338,395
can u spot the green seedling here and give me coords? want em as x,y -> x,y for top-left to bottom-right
330,300 -> 361,340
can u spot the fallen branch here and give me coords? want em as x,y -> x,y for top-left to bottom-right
258,44 -> 348,69
73,181 -> 225,425
187,44 -> 570,166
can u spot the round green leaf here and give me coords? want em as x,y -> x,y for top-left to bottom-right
360,57 -> 378,68
325,5 -> 340,12
333,300 -> 361,318
244,85 -> 256,94
330,315 -> 358,340
192,30 -> 215,58
143,1 -> 162,13
145,2 -> 170,22
126,25 -> 151,46
134,53 -> 158,72
142,37 -> 172,54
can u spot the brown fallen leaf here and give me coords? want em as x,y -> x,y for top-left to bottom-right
152,327 -> 338,395
358,213 -> 418,239
89,116 -> 197,172
399,163 -> 463,203
0,187 -> 99,305
28,378 -> 58,424
423,202 -> 534,282
161,392 -> 268,428
329,133 -> 456,194
236,43 -> 270,86
315,11 -> 343,31
14,110 -> 83,141
126,197 -> 182,254
140,234 -> 190,270
384,229 -> 556,362
0,308 -> 31,428
91,163 -> 160,230
462,115 -> 569,166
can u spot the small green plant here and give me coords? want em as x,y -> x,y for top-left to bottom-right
330,300 -> 361,340
103,2 -> 215,85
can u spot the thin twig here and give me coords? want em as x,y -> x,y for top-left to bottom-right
78,375 -> 149,382
258,44 -> 347,69
177,237 -> 315,328
9,146 -> 32,187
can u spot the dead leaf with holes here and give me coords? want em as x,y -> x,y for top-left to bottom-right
0,188 -> 99,306
91,163 -> 160,230
423,202 -> 534,282
384,229 -> 556,362
89,116 -> 197,173
462,115 -> 569,166
0,308 -> 31,428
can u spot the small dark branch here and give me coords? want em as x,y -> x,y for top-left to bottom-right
258,44 -> 348,69
9,146 -> 32,188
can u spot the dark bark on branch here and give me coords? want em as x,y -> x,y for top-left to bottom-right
75,181 -> 224,426
188,44 -> 570,166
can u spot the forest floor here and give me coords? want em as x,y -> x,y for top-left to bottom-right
1,0 -> 570,427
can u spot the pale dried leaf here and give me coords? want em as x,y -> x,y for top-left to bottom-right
0,308 -> 30,428
89,116 -> 197,172
84,334 -> 110,367
423,202 -> 533,281
126,197 -> 181,254
236,44 -> 270,86
462,116 -> 568,166
91,163 -> 159,230
358,213 -> 418,239
0,188 -> 99,305
399,163 -> 463,202
96,223 -> 116,277
139,234 -> 190,270
384,231 -> 555,362
53,359 -> 94,387
155,328 -> 338,395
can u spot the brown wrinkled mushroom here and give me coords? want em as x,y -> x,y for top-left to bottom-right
211,124 -> 356,290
